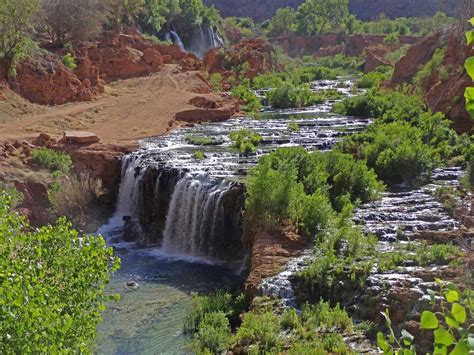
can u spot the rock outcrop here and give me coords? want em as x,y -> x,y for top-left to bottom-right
204,38 -> 274,79
270,34 -> 420,58
389,29 -> 474,133
3,30 -> 190,106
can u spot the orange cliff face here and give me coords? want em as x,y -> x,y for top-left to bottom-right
389,29 -> 474,133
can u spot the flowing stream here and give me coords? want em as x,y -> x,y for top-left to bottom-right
96,78 -> 370,353
95,78 -> 461,353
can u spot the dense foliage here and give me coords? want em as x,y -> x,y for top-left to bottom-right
267,83 -> 324,109
30,148 -> 73,173
185,292 -> 358,354
245,147 -> 383,233
0,0 -> 40,72
0,191 -> 120,353
265,1 -> 452,38
334,90 -> 469,183
229,129 -> 262,155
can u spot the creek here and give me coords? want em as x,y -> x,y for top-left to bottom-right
95,78 -> 460,353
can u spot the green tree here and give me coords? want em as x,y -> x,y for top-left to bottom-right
267,7 -> 297,37
296,0 -> 349,35
0,190 -> 120,353
0,0 -> 39,70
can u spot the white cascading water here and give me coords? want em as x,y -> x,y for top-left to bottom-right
162,174 -> 230,258
169,30 -> 185,51
97,155 -> 143,238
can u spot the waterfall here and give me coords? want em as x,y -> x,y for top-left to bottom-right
101,153 -> 245,261
169,29 -> 185,51
162,173 -> 243,259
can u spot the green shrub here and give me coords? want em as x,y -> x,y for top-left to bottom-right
246,148 -> 383,233
30,148 -> 73,173
193,312 -> 231,354
184,290 -> 234,334
287,120 -> 299,132
62,53 -> 77,70
383,31 -> 400,44
229,129 -> 262,155
194,150 -> 205,160
267,82 -> 324,109
0,190 -> 120,353
233,311 -> 282,353
231,84 -> 262,113
413,48 -> 444,90
356,70 -> 391,89
209,72 -> 223,91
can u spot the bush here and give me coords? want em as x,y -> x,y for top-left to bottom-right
413,48 -> 444,90
193,312 -> 231,354
209,72 -> 223,91
194,150 -> 205,160
383,31 -> 400,44
231,84 -> 262,113
246,148 -> 383,233
48,172 -> 106,229
267,82 -> 324,109
229,129 -> 262,155
62,53 -> 77,70
356,70 -> 391,89
0,190 -> 120,353
30,148 -> 73,173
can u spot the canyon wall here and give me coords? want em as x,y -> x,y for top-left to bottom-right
204,0 -> 458,22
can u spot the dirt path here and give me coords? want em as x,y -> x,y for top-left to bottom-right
0,65 -> 214,146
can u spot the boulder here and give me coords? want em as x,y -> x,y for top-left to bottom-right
61,131 -> 100,144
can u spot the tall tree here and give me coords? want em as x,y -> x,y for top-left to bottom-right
267,7 -> 297,37
0,0 -> 39,63
296,0 -> 349,35
40,0 -> 105,45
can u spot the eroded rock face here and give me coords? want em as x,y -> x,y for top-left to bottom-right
204,38 -> 274,79
270,34 -> 420,58
7,55 -> 87,106
389,29 -> 474,133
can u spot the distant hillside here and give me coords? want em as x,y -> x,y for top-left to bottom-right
204,0 -> 459,22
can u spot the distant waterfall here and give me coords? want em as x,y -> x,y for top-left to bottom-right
169,29 -> 185,51
101,154 -> 245,261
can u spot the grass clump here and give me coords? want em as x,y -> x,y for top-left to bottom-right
30,148 -> 73,173
194,150 -> 205,160
229,129 -> 262,155
413,48 -> 444,90
62,53 -> 77,70
231,84 -> 262,113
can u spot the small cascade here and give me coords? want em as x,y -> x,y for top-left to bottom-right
101,152 -> 245,261
169,29 -> 185,51
162,174 -> 244,259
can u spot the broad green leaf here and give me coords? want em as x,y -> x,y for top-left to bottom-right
377,332 -> 389,352
445,312 -> 460,328
445,290 -> 459,303
464,87 -> 474,117
401,329 -> 414,346
451,303 -> 467,324
420,310 -> 439,330
434,327 -> 455,346
469,17 -> 474,26
403,349 -> 415,355
465,57 -> 474,80
434,344 -> 448,355
466,30 -> 474,45
450,341 -> 470,355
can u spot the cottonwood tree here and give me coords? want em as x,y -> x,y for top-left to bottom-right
40,0 -> 105,45
0,0 -> 40,66
104,0 -> 145,30
296,0 -> 349,35
267,7 -> 298,37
